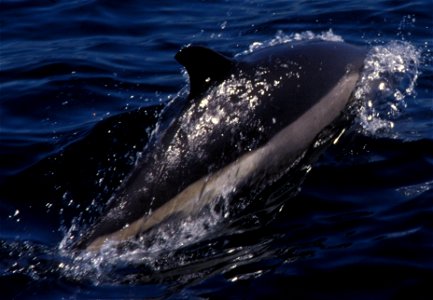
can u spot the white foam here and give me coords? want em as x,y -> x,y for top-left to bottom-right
354,41 -> 420,136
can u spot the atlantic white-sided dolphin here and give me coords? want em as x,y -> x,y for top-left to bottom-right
74,40 -> 367,251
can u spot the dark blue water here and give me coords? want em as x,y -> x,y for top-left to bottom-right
1,0 -> 432,299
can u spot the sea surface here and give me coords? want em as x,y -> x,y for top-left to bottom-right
1,0 -> 432,299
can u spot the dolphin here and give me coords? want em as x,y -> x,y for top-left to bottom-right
74,40 -> 367,251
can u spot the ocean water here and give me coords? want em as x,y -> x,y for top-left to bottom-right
1,0 -> 432,299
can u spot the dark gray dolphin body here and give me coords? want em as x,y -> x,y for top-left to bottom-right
75,40 -> 367,251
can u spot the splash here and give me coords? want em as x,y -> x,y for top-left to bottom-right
354,41 -> 420,136
58,204 -> 228,284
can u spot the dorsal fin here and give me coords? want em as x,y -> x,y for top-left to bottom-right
175,45 -> 235,99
